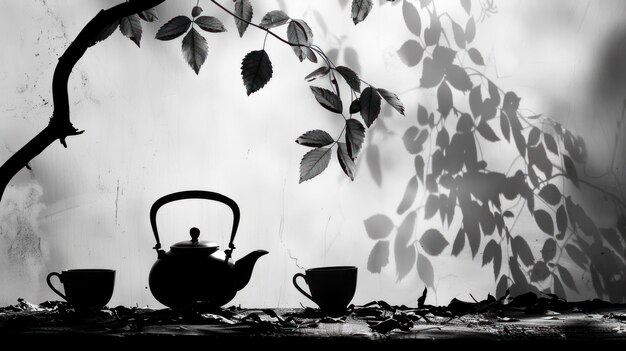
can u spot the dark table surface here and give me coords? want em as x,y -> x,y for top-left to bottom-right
1,297 -> 626,348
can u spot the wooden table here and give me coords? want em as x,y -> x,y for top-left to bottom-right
2,298 -> 626,348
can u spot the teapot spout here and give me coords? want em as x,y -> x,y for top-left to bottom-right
235,250 -> 269,291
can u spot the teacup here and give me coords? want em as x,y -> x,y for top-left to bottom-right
292,266 -> 357,316
46,269 -> 116,311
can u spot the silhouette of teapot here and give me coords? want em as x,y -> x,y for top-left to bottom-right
148,190 -> 268,309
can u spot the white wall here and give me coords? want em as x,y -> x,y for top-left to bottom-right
0,0 -> 624,309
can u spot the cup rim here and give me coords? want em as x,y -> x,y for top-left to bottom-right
62,269 -> 116,273
306,266 -> 357,272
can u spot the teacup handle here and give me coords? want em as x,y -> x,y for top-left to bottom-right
46,272 -> 68,302
292,273 -> 315,303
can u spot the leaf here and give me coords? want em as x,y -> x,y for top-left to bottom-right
310,86 -> 343,113
337,143 -> 356,180
528,127 -> 541,146
446,65 -> 472,92
119,14 -> 142,47
512,236 -> 534,266
402,0 -> 421,36
500,112 -> 510,142
296,130 -> 334,147
403,127 -> 420,154
424,12 -> 441,46
420,229 -> 449,256
530,261 -> 550,282
396,212 -> 417,281
451,228 -> 465,256
259,10 -> 290,29
299,147 -> 332,183
451,20 -> 465,49
437,81 -> 453,118
138,8 -> 158,22
352,0 -> 374,25
436,127 -> 450,149
360,87 -> 382,127
466,221 -> 480,258
544,133 -> 558,155
346,119 -> 365,159
483,239 -> 502,279
394,176 -> 418,215
367,241 -> 390,273
234,0 -> 253,37
377,88 -> 405,115
93,20 -> 120,44
414,155 -> 425,183
476,121 -> 500,142
182,28 -> 208,74
155,16 -> 191,40
366,145 -> 382,186
397,40 -> 424,67
302,44 -> 318,63
195,16 -> 227,33
417,253 -> 435,288
563,155 -> 579,188
541,239 -> 557,262
305,66 -> 330,81
461,0 -> 471,14
192,6 -> 203,17
420,58 -> 445,88
417,105 -> 429,126
456,113 -> 474,133
433,45 -> 457,69
349,99 -> 361,114
557,264 -> 578,293
336,66 -> 361,92
556,205 -> 567,235
534,210 -> 554,236
565,244 -> 587,270
287,21 -> 310,61
465,17 -> 476,43
241,50 -> 273,95
466,47 -> 485,66
424,194 -> 439,220
538,184 -> 561,206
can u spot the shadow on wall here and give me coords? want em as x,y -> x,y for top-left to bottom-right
359,0 -> 626,304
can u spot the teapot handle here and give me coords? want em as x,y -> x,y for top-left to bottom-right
150,190 -> 240,259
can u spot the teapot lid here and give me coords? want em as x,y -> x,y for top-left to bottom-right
171,227 -> 219,253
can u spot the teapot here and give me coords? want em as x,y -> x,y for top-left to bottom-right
148,190 -> 268,308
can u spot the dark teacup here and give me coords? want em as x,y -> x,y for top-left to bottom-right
292,266 -> 357,316
46,269 -> 116,311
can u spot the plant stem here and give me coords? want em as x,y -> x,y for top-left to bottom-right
208,0 -> 305,48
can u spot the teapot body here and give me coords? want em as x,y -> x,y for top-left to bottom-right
149,249 -> 237,308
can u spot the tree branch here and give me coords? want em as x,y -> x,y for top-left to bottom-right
0,0 -> 166,202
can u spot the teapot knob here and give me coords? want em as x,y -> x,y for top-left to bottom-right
190,227 -> 200,242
